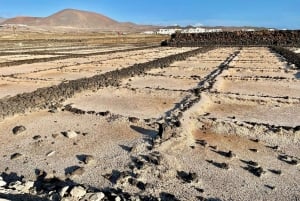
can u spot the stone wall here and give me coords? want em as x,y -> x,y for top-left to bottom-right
0,47 -> 215,119
164,30 -> 300,47
270,46 -> 300,69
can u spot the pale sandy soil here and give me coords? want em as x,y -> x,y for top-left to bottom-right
0,78 -> 58,99
0,45 -> 124,53
226,68 -> 298,79
0,46 -> 299,200
54,46 -> 135,54
0,47 -> 195,97
0,54 -> 58,63
123,48 -> 236,91
0,110 -> 155,188
201,92 -> 300,127
215,78 -> 300,98
64,87 -> 187,119
123,75 -> 200,91
140,47 -> 300,200
0,47 -> 185,76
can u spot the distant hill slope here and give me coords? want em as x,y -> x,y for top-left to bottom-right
0,9 -> 158,32
38,9 -> 119,28
1,16 -> 41,25
0,17 -> 7,23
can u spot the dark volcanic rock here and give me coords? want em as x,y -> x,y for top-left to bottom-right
177,171 -> 198,183
128,117 -> 140,123
166,30 -> 300,47
206,160 -> 229,169
278,154 -> 298,165
243,165 -> 265,177
10,153 -> 23,160
160,192 -> 180,201
12,125 -> 26,135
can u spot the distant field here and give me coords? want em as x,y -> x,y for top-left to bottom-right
0,31 -> 168,50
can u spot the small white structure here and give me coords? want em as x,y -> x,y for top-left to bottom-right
142,31 -> 156,35
206,28 -> 222,32
182,27 -> 222,33
157,27 -> 222,35
182,27 -> 206,33
157,28 -> 182,35
242,29 -> 255,32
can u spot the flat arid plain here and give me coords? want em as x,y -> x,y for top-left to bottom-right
0,30 -> 299,201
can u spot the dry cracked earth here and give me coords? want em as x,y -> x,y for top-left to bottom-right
0,44 -> 299,201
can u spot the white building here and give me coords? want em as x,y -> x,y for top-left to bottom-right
242,29 -> 255,32
182,27 -> 206,33
157,28 -> 182,35
142,31 -> 156,35
206,28 -> 222,33
157,27 -> 222,35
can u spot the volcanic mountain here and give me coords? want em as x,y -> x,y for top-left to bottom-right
38,9 -> 119,28
1,9 -> 157,31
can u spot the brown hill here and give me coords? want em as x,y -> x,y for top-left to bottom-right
0,9 -> 158,32
37,9 -> 119,28
1,16 -> 41,25
0,17 -> 6,23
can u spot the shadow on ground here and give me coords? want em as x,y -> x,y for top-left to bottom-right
130,125 -> 157,137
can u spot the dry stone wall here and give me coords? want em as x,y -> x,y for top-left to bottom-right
270,46 -> 300,69
164,30 -> 300,47
0,47 -> 215,120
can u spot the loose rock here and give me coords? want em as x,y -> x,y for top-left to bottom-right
59,186 -> 69,198
33,135 -> 42,140
46,151 -> 56,157
12,125 -> 26,135
88,192 -> 106,201
62,131 -> 78,138
10,153 -> 22,160
84,155 -> 95,165
70,186 -> 86,198
0,177 -> 6,187
128,117 -> 139,123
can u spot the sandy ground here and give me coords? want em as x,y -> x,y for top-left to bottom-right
201,92 -> 300,127
0,110 -> 155,188
0,55 -> 58,63
64,87 -> 188,119
0,47 -> 195,97
0,77 -> 58,99
0,46 -> 299,200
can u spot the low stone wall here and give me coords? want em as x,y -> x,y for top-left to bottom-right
164,30 -> 300,47
270,46 -> 300,69
0,47 -> 215,120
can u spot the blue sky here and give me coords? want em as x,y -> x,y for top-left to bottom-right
0,0 -> 299,29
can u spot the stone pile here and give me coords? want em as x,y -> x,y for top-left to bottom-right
0,174 -> 129,201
